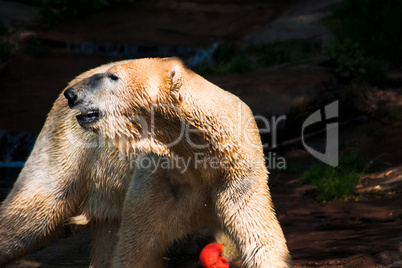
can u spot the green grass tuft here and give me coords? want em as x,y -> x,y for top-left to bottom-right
304,155 -> 366,201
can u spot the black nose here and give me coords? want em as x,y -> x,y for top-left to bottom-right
64,88 -> 78,109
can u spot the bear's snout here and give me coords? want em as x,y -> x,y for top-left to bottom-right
63,87 -> 101,129
64,88 -> 79,109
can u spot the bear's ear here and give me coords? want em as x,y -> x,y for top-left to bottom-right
168,65 -> 183,102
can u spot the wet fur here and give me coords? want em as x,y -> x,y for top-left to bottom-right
0,58 -> 291,267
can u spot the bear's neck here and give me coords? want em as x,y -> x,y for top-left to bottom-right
149,102 -> 241,163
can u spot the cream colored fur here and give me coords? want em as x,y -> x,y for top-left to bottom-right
0,58 -> 291,267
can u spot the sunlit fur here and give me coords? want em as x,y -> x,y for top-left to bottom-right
0,58 -> 291,267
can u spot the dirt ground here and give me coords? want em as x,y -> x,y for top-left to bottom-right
1,0 -> 402,267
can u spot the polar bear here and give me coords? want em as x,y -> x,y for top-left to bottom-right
0,58 -> 291,267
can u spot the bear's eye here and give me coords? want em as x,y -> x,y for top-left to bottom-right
108,73 -> 119,81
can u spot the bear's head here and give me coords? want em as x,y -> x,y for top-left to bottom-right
64,58 -> 184,153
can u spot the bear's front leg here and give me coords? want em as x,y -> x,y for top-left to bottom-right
0,153 -> 84,266
0,110 -> 91,267
214,177 -> 292,268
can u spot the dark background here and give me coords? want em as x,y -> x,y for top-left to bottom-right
0,0 -> 401,267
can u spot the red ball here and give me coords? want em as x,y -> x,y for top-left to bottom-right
199,242 -> 230,268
